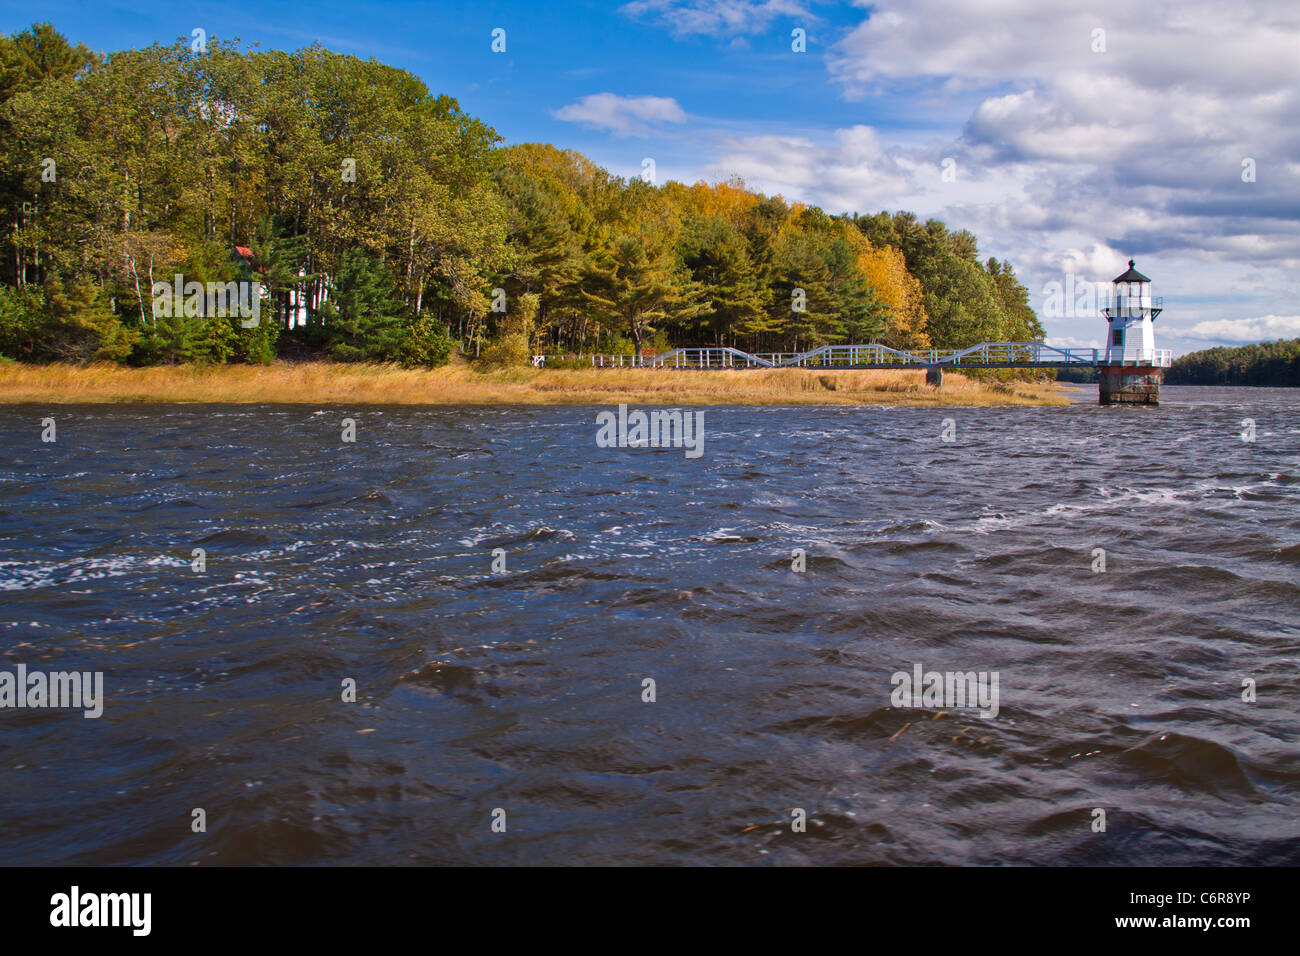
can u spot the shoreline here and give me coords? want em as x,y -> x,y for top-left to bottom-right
0,361 -> 1071,407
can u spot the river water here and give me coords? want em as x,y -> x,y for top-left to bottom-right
0,385 -> 1296,865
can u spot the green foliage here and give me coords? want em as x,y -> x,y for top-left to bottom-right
1166,339 -> 1300,386
130,308 -> 210,365
0,22 -> 95,103
206,313 -> 280,366
678,215 -> 765,343
477,332 -> 532,368
132,312 -> 276,367
768,228 -> 836,347
320,249 -> 405,362
0,283 -> 42,357
0,23 -> 1050,368
854,212 -> 1037,349
399,312 -> 454,367
1054,366 -> 1097,383
579,184 -> 708,361
0,26 -> 507,366
0,274 -> 133,362
987,258 -> 1044,341
822,234 -> 889,343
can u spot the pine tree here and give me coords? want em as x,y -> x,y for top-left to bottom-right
321,249 -> 405,361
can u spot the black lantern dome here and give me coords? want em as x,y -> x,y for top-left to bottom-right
1112,259 -> 1150,284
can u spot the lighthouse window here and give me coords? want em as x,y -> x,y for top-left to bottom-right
1112,329 -> 1124,346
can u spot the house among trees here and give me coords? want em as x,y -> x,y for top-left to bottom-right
231,244 -> 317,329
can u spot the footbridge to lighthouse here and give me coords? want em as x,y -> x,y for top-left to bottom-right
534,340 -> 1171,377
532,341 -> 1173,404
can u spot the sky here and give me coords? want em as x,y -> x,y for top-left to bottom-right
3,0 -> 1298,356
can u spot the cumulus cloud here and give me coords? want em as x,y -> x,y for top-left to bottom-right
1057,245 -> 1129,282
707,125 -> 920,211
704,125 -> 1040,223
822,1 -> 1300,258
828,0 -> 1300,98
620,0 -> 816,38
553,93 -> 688,137
1184,315 -> 1300,342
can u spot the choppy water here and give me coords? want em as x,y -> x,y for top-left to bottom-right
0,385 -> 1297,865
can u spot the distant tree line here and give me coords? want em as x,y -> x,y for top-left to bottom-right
1053,366 -> 1097,383
1165,339 -> 1300,386
0,25 -> 1044,367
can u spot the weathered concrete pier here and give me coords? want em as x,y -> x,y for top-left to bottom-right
1098,366 -> 1163,405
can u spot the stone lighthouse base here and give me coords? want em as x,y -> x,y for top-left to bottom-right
1099,366 -> 1161,406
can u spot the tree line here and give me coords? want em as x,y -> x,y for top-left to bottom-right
1165,339 -> 1300,386
0,24 -> 1045,367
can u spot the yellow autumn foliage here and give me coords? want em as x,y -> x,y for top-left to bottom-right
856,240 -> 931,349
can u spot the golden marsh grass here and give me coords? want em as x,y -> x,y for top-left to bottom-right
0,361 -> 1070,406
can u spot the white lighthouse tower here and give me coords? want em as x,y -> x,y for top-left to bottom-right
1102,259 -> 1161,364
1098,259 -> 1166,405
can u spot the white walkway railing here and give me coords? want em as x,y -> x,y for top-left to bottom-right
532,342 -> 1173,369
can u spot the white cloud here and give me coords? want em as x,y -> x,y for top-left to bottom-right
828,0 -> 1300,99
820,0 -> 1300,275
1057,245 -> 1129,282
707,125 -> 919,211
1184,315 -> 1300,342
620,0 -> 816,38
553,94 -> 688,137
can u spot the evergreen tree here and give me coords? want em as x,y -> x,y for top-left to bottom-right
320,249 -> 405,361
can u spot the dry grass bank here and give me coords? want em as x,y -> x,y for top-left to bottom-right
0,361 -> 1069,406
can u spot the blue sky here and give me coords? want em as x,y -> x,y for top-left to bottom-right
4,0 -> 1298,355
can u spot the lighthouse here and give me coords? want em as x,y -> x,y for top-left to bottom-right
1099,259 -> 1165,405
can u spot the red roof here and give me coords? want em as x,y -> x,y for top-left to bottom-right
234,245 -> 254,259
